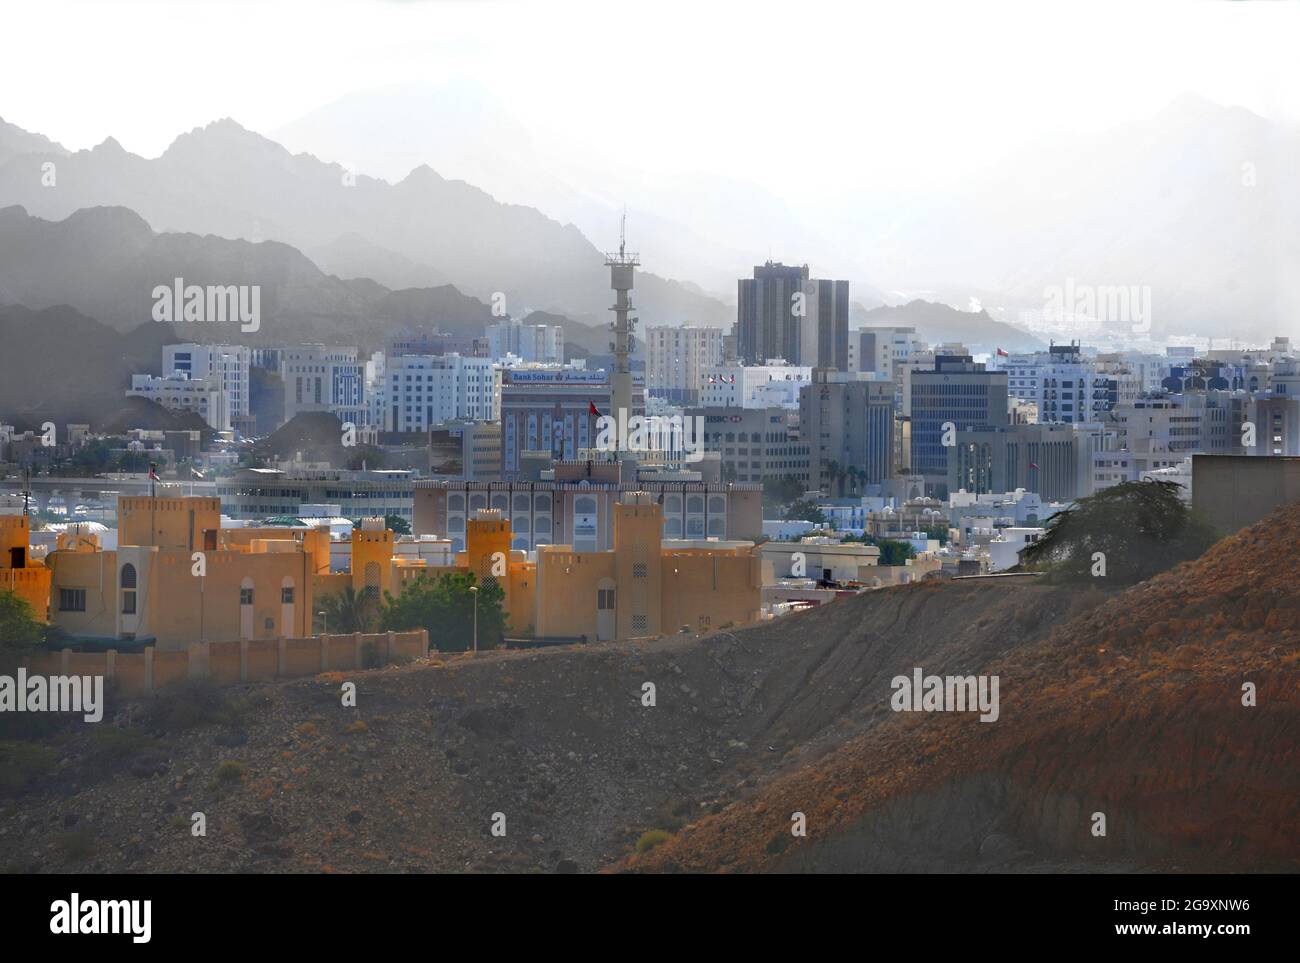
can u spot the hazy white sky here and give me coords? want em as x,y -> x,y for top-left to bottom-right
3,0 -> 1297,200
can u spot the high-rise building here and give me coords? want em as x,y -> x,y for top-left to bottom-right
910,355 -> 1009,496
698,361 -> 812,409
688,406 -> 809,485
1251,395 -> 1300,456
486,320 -> 565,363
996,343 -> 1121,425
645,325 -> 725,403
737,262 -> 848,370
947,423 -> 1089,503
798,372 -> 896,493
384,353 -> 496,432
280,345 -> 366,426
497,368 -> 644,476
388,331 -> 490,358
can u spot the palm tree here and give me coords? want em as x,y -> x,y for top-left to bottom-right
316,586 -> 378,634
846,465 -> 861,495
825,460 -> 842,497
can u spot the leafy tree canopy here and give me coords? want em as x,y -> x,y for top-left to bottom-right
1021,480 -> 1217,584
315,586 -> 380,635
784,498 -> 827,526
381,571 -> 507,652
0,590 -> 46,670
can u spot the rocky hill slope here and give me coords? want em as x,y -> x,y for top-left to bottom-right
623,504 -> 1300,873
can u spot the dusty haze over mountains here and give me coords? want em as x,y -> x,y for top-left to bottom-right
2,0 -> 1298,342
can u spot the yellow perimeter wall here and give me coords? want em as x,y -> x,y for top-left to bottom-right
22,630 -> 429,698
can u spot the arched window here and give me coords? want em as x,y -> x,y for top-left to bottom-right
120,563 -> 137,615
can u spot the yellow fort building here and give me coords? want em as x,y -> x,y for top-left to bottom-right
25,490 -> 760,650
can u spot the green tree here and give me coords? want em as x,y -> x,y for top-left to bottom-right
381,571 -> 507,652
784,499 -> 827,526
0,590 -> 46,671
1021,480 -> 1217,584
762,475 -> 804,510
315,586 -> 379,634
825,460 -> 842,497
383,514 -> 412,535
846,465 -> 861,495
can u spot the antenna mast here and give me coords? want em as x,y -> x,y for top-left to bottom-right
604,209 -> 639,452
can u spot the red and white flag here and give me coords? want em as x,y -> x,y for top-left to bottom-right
996,347 -> 1009,358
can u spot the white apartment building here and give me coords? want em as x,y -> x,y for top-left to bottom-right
384,353 -> 496,433
997,344 -> 1120,425
645,324 -> 725,404
698,361 -> 812,409
163,344 -> 251,421
281,345 -> 366,426
127,373 -> 229,430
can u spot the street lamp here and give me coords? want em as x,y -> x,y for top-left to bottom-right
318,610 -> 327,634
468,585 -> 479,656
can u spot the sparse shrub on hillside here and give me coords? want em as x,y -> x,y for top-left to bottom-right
1022,481 -> 1218,584
142,679 -> 249,734
55,828 -> 96,863
81,726 -> 158,780
215,760 -> 246,784
636,829 -> 672,853
0,741 -> 56,794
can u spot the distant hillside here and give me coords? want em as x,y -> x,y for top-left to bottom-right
0,205 -> 607,358
854,299 -> 1044,353
255,411 -> 382,468
0,118 -> 732,326
98,396 -> 215,437
0,116 -> 67,166
0,205 -> 373,344
864,95 -> 1300,341
0,303 -> 177,430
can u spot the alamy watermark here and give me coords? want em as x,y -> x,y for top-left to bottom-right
1043,277 -> 1152,334
890,667 -> 999,722
0,670 -> 104,722
593,407 -> 705,462
151,277 -> 261,333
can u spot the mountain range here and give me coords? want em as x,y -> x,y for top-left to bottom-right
0,117 -> 732,328
277,86 -> 1300,343
0,204 -> 616,358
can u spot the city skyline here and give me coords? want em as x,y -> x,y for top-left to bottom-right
1,0 -> 1296,897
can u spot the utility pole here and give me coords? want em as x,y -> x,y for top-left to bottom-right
469,584 -> 479,656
